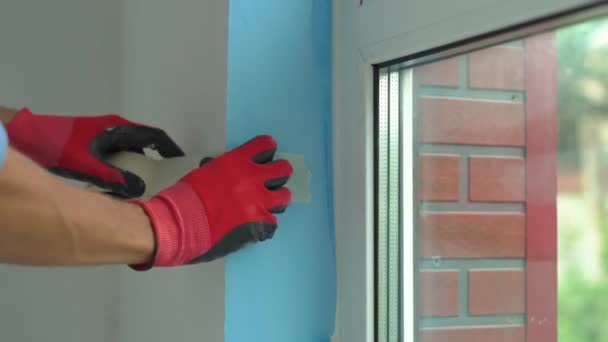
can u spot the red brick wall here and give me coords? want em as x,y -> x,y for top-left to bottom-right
414,40 -> 555,341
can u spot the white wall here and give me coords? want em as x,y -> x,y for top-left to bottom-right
117,1 -> 227,342
332,1 -> 596,341
120,0 -> 227,157
0,1 -> 122,342
0,1 -> 228,342
0,1 -> 122,113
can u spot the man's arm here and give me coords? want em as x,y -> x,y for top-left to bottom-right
0,147 -> 154,265
0,105 -> 292,268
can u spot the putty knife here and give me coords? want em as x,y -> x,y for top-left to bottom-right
82,152 -> 311,202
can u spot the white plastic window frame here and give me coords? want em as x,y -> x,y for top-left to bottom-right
400,68 -> 415,342
369,4 -> 608,342
332,2 -> 607,342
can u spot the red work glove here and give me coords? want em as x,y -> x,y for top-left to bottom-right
6,107 -> 183,197
132,135 -> 293,269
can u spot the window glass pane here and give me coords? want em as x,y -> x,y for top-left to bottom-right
413,37 -> 530,341
557,16 -> 608,342
377,9 -> 608,342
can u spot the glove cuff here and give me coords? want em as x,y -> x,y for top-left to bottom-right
6,107 -> 74,167
130,182 -> 212,270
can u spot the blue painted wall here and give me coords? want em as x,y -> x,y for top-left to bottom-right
225,1 -> 335,341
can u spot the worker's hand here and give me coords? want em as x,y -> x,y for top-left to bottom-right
131,135 -> 293,269
6,107 -> 183,197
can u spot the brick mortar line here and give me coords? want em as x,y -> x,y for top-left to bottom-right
419,144 -> 525,156
459,269 -> 469,318
421,202 -> 525,212
419,316 -> 526,329
459,55 -> 468,90
501,40 -> 524,47
418,267 -> 526,270
418,259 -> 526,270
417,88 -> 525,103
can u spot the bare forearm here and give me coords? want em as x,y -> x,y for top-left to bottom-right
0,148 -> 154,266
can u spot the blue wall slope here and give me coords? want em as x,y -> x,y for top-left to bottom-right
225,1 -> 335,341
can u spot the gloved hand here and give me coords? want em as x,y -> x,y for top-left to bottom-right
131,135 -> 293,269
6,107 -> 183,197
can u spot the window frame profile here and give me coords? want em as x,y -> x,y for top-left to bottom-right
373,2 -> 608,342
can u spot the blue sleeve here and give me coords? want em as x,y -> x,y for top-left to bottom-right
0,125 -> 8,168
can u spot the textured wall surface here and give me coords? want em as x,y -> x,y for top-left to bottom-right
0,2 -> 229,342
226,1 -> 336,341
0,2 -> 122,341
117,1 -> 228,341
120,0 -> 227,157
0,1 -> 122,113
